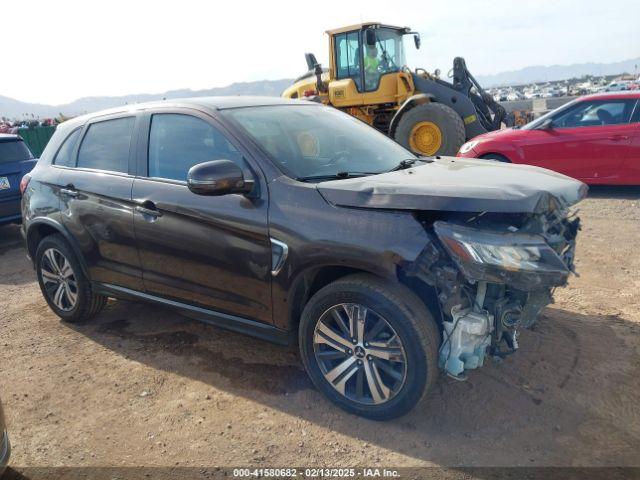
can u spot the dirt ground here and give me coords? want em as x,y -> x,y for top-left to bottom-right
1,186 -> 639,473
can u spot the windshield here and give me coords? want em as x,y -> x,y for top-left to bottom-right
224,105 -> 416,180
0,140 -> 34,164
374,28 -> 407,72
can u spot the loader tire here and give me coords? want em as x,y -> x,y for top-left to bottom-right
394,102 -> 466,156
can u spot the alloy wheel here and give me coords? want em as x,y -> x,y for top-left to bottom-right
313,303 -> 407,405
40,248 -> 78,311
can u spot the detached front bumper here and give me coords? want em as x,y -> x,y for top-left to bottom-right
0,429 -> 10,473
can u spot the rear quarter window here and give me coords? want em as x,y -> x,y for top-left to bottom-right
0,140 -> 34,164
53,129 -> 82,167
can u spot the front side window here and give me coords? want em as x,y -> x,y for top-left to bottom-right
77,117 -> 135,173
334,31 -> 362,91
363,28 -> 406,92
148,114 -> 242,181
53,128 -> 82,167
0,140 -> 33,164
224,105 -> 415,180
551,99 -> 636,128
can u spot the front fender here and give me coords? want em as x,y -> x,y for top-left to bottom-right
471,141 -> 524,163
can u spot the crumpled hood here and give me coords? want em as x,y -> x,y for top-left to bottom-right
317,156 -> 587,213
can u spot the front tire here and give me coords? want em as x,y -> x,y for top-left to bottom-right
394,102 -> 466,156
299,274 -> 440,420
35,234 -> 106,323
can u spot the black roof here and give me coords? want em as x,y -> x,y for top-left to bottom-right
62,96 -> 318,129
184,96 -> 312,109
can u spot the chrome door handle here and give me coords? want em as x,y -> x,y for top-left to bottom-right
60,188 -> 79,197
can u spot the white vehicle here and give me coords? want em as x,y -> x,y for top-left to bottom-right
606,81 -> 630,92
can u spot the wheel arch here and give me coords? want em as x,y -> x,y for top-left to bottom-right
286,263 -> 441,334
286,265 -> 387,333
389,93 -> 435,138
26,218 -> 90,278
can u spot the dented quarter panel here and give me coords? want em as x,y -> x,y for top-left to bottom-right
317,156 -> 587,213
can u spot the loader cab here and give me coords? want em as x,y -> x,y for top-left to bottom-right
327,23 -> 417,108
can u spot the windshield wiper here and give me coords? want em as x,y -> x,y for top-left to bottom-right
296,171 -> 376,182
387,158 -> 422,172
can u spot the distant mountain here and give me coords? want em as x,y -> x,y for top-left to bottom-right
3,57 -> 640,119
476,57 -> 640,87
0,79 -> 293,119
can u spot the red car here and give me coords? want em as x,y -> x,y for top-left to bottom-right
457,92 -> 640,184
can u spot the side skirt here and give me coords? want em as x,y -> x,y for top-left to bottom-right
93,283 -> 291,346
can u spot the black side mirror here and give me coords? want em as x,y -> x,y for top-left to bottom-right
538,118 -> 555,130
413,33 -> 421,49
305,53 -> 318,71
187,160 -> 254,196
365,29 -> 376,46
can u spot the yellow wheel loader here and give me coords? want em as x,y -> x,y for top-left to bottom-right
282,23 -> 506,156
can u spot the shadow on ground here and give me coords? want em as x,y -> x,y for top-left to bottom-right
60,296 -> 639,467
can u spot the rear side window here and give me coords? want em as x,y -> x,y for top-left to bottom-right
148,114 -> 243,181
53,129 -> 82,167
77,117 -> 135,173
0,140 -> 34,164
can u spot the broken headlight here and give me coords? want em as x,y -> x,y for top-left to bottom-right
433,221 -> 570,291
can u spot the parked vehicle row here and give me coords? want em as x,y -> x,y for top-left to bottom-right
22,97 -> 585,419
458,92 -> 640,185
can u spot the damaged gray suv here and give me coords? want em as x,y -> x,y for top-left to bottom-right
21,97 -> 585,419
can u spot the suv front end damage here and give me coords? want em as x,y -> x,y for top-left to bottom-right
406,204 -> 581,379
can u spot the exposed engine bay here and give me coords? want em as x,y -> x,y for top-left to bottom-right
406,203 -> 581,379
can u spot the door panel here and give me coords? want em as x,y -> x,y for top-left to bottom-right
519,99 -> 638,182
58,115 -> 142,289
520,124 -> 631,182
132,179 -> 272,323
621,111 -> 640,183
132,111 -> 272,324
59,168 -> 142,289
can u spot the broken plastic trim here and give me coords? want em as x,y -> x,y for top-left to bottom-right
433,221 -> 570,291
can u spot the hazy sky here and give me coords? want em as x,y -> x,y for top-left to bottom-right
3,0 -> 639,104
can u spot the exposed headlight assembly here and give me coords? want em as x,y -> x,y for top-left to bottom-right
434,221 -> 570,291
458,140 -> 480,154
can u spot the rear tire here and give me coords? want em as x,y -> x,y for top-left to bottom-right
35,234 -> 106,323
299,273 -> 440,420
394,102 -> 466,156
